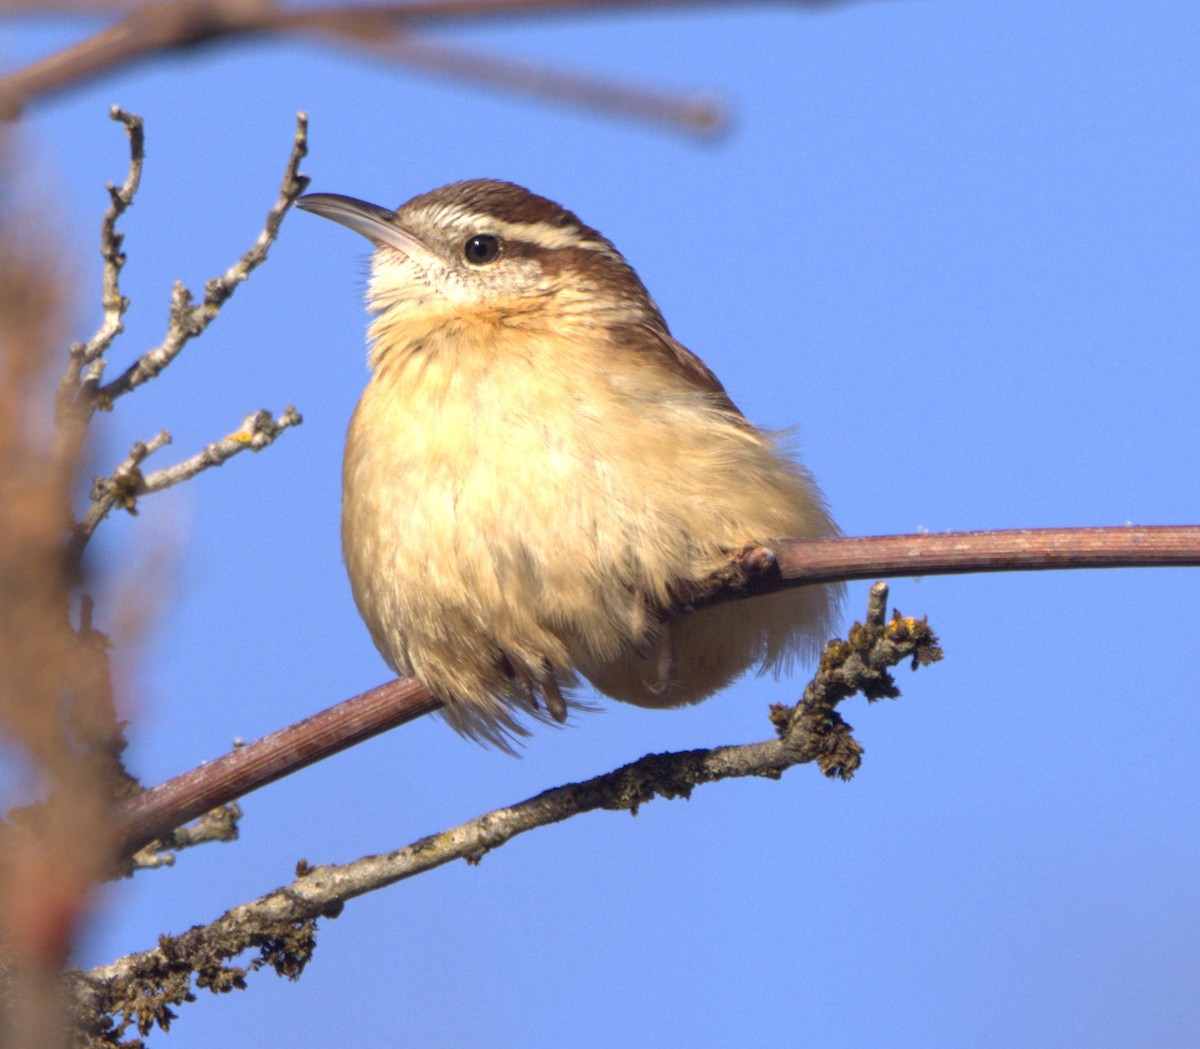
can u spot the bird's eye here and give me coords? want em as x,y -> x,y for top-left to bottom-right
463,234 -> 501,265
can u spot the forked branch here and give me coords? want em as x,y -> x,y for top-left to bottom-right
65,109 -> 309,564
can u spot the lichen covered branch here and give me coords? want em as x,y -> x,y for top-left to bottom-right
73,585 -> 939,1046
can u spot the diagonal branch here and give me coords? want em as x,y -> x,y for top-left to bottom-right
114,523 -> 1200,858
75,583 -> 937,1044
118,676 -> 441,856
0,0 -> 815,126
317,29 -> 725,133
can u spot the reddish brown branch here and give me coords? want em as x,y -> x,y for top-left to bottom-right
686,525 -> 1200,608
329,32 -> 724,133
117,677 -> 441,857
0,0 -> 767,122
114,523 -> 1199,860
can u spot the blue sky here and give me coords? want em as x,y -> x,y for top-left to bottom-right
7,3 -> 1200,1046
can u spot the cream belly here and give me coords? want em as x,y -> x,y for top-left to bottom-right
342,320 -> 840,744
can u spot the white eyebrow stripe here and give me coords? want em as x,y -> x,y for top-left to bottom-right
425,207 -> 616,254
481,217 -> 613,253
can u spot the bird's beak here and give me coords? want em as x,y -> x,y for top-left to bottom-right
296,193 -> 441,270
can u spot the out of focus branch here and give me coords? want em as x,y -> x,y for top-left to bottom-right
347,32 -> 724,133
0,123 -> 123,1049
2,103 -> 310,1046
0,0 -> 805,128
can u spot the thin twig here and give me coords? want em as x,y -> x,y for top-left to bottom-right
55,105 -> 142,428
73,407 -> 302,559
59,109 -> 308,569
76,586 -> 936,1044
91,112 -> 309,406
72,429 -> 170,564
139,407 -> 303,495
128,803 -> 242,871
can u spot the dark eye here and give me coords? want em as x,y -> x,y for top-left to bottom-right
463,233 -> 501,265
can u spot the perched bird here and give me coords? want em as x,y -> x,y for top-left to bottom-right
297,180 -> 841,747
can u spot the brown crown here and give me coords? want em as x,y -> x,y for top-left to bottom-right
400,180 -> 609,241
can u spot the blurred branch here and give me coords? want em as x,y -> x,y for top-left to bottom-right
334,31 -> 724,133
0,0 -> 792,129
2,107 -> 308,1043
114,522 -> 1200,858
74,583 -> 937,1046
0,123 -> 124,1049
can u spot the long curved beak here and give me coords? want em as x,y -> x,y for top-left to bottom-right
296,193 -> 440,269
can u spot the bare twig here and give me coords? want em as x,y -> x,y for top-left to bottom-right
73,407 -> 302,559
74,585 -> 937,1045
139,407 -> 303,493
91,112 -> 309,406
112,523 -> 1200,858
55,105 -> 143,429
75,429 -> 169,544
129,804 -> 242,871
61,111 -> 308,564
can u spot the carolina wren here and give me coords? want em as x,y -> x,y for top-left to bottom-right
297,180 -> 841,746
